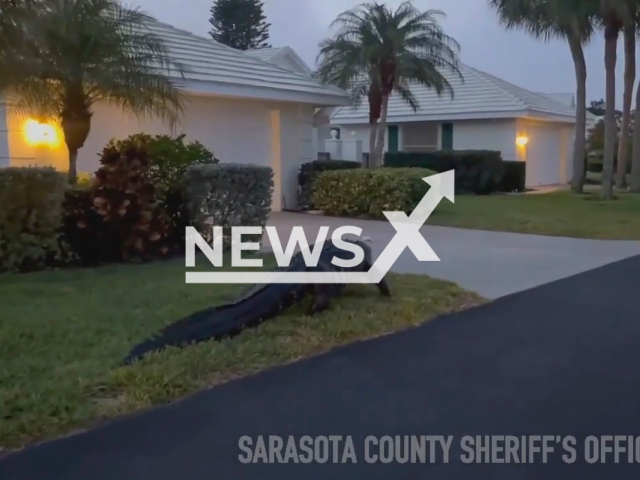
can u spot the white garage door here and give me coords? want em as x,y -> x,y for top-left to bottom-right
526,124 -> 562,187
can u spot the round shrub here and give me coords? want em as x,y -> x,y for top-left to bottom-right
106,133 -> 217,194
312,167 -> 436,218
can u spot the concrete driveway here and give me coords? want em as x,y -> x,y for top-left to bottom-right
264,212 -> 640,299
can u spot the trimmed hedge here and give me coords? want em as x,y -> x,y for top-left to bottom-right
312,168 -> 436,219
184,163 -> 274,247
499,161 -> 526,193
298,159 -> 361,210
0,167 -> 67,271
384,150 -> 504,194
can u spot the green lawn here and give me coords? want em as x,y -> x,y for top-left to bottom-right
430,191 -> 640,240
0,257 -> 482,449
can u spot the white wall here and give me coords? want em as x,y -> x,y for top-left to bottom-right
79,96 -> 272,173
5,94 -> 316,211
321,117 -> 577,188
451,119 -> 520,161
518,118 -> 572,186
330,125 -> 380,153
274,103 -> 313,210
323,120 -> 519,159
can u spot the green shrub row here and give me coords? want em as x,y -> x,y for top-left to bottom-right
298,159 -> 360,210
0,168 -> 68,271
384,150 -> 505,194
312,168 -> 435,219
184,163 -> 274,247
2,134 -> 274,271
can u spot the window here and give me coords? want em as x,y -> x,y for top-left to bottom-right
402,123 -> 439,151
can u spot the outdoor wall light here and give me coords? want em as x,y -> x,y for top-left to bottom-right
515,135 -> 529,147
23,119 -> 60,147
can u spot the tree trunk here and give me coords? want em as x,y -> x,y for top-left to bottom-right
366,82 -> 382,168
602,25 -> 619,200
374,94 -> 389,167
616,24 -> 635,189
67,149 -> 78,184
630,82 -> 640,192
61,103 -> 92,185
368,121 -> 378,168
568,35 -> 587,194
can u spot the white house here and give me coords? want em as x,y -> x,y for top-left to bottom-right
0,21 -> 349,211
321,64 -> 588,187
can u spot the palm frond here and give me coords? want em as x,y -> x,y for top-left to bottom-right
0,0 -> 184,126
316,1 -> 463,116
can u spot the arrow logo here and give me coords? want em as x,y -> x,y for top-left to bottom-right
186,170 -> 455,284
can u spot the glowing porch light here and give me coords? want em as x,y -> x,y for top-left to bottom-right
23,119 -> 61,147
515,135 -> 529,147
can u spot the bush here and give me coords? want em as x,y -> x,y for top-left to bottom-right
298,159 -> 361,210
384,150 -> 505,194
0,167 -> 67,271
184,163 -> 274,247
63,142 -> 173,264
312,168 -> 436,219
106,133 -> 217,194
499,161 -> 526,193
61,187 -> 116,265
106,133 -> 216,252
76,172 -> 95,190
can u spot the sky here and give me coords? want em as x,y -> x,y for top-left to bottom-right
135,0 -> 635,108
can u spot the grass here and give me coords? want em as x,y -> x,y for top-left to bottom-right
0,256 -> 483,449
429,191 -> 640,240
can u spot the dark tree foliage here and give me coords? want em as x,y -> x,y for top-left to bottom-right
588,99 -> 606,116
209,0 -> 270,50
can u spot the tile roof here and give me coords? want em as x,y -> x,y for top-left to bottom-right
330,63 -> 577,123
145,20 -> 348,104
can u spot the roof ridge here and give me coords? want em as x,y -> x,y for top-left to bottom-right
245,46 -> 314,76
147,19 -> 326,85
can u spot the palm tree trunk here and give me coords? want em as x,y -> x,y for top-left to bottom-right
368,121 -> 378,168
616,24 -> 635,189
568,35 -> 587,194
630,83 -> 640,192
602,24 -> 619,200
68,149 -> 78,184
374,94 -> 389,166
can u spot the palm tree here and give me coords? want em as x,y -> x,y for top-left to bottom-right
316,2 -> 462,167
489,0 -> 595,194
314,37 -> 381,166
615,17 -> 636,189
1,0 -> 184,184
597,0 -> 634,199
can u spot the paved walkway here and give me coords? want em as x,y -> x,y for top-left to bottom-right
2,256 -> 640,479
263,212 -> 640,299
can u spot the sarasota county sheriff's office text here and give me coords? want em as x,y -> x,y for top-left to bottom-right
238,435 -> 640,464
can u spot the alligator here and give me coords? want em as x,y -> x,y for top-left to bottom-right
123,237 -> 390,365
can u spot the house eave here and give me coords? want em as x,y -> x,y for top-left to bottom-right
179,79 -> 350,106
331,109 -> 576,124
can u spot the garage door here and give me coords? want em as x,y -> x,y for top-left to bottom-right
526,125 -> 561,187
